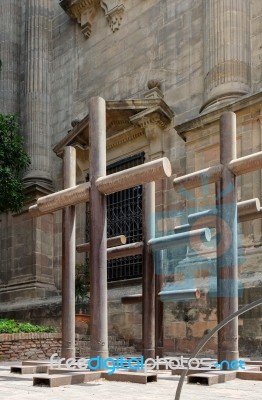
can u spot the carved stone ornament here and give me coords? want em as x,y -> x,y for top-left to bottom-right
100,1 -> 125,32
59,0 -> 125,37
59,0 -> 100,38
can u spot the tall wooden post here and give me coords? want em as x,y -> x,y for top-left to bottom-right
61,146 -> 76,358
155,250 -> 164,357
89,97 -> 108,359
217,112 -> 239,363
142,182 -> 155,358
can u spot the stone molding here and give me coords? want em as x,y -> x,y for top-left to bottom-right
59,0 -> 125,36
176,92 -> 262,141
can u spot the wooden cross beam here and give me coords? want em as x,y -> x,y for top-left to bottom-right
76,235 -> 127,253
174,198 -> 262,232
29,96 -> 172,360
172,111 -> 262,366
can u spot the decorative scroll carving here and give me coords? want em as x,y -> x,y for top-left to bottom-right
100,0 -> 125,32
59,0 -> 100,38
59,0 -> 125,37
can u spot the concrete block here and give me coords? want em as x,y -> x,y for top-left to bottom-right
33,371 -> 101,387
102,371 -> 157,384
237,371 -> 262,381
188,373 -> 219,385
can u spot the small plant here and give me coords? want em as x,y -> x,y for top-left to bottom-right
0,319 -> 55,333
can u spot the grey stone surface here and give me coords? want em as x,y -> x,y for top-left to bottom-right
1,362 -> 262,400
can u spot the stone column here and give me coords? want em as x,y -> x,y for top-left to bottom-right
202,0 -> 251,112
89,97 -> 108,359
0,0 -> 21,114
23,0 -> 53,192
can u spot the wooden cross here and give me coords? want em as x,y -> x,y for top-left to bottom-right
30,96 -> 172,359
173,111 -> 262,364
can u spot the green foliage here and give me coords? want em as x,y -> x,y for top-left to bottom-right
0,114 -> 30,213
0,319 -> 56,334
75,261 -> 90,303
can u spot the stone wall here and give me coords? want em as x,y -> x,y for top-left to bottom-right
0,332 -> 135,361
0,333 -> 61,361
0,0 -> 262,358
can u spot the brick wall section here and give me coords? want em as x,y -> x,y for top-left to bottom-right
0,333 -> 62,361
0,333 -> 136,361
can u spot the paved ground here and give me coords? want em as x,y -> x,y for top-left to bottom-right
1,362 -> 262,400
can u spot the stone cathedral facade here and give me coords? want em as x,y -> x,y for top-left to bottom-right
0,0 -> 261,355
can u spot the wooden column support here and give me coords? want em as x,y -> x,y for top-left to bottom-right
173,164 -> 223,191
29,182 -> 90,216
107,242 -> 144,260
228,151 -> 262,176
61,146 -> 76,359
76,235 -> 127,253
96,158 -> 172,195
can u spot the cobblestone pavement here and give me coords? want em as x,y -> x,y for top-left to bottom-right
1,362 -> 262,400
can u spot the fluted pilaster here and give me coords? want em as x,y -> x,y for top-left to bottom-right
0,0 -> 21,114
202,0 -> 251,112
23,0 -> 53,191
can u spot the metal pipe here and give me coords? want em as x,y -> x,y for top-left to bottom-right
173,164 -> 223,191
76,235 -> 127,253
61,146 -> 76,359
96,158 -> 172,195
107,241 -> 144,260
148,228 -> 212,251
89,97 -> 108,359
158,288 -> 200,302
217,111 -> 239,365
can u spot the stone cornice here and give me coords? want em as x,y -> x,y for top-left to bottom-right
59,0 -> 126,37
106,126 -> 144,151
175,92 -> 262,141
53,98 -> 174,157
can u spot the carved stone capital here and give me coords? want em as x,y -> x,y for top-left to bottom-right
100,1 -> 125,32
60,0 -> 126,37
60,0 -> 100,38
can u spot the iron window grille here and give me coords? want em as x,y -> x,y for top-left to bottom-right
86,152 -> 144,281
